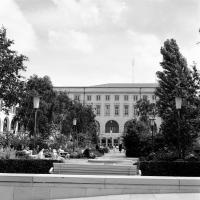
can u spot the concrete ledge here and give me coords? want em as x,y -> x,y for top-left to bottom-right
0,174 -> 200,199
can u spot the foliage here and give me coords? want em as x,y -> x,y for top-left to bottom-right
0,27 -> 27,109
16,75 -> 55,139
51,92 -> 98,146
155,39 -> 200,158
0,159 -> 61,173
135,98 -> 156,122
0,132 -> 30,150
139,161 -> 200,176
123,119 -> 152,157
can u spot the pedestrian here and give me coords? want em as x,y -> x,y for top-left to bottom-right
119,143 -> 122,153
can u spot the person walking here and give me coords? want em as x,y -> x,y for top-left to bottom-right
119,143 -> 122,153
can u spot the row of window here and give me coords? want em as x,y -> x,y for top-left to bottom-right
74,94 -> 156,102
95,104 -> 138,117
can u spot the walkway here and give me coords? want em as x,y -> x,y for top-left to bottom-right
57,193 -> 200,200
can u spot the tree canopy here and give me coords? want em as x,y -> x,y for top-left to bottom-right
155,39 -> 200,157
0,27 -> 27,109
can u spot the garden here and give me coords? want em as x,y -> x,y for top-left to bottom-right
124,39 -> 200,176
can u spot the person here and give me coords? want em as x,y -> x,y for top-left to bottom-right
119,143 -> 122,153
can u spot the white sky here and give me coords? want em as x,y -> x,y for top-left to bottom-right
1,0 -> 200,86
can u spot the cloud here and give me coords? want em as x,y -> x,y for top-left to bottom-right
49,30 -> 93,54
51,0 -> 127,29
127,30 -> 162,82
0,0 -> 37,53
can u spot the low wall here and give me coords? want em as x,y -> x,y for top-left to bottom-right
0,174 -> 200,200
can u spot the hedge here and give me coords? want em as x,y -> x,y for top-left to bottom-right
139,161 -> 200,176
0,159 -> 61,174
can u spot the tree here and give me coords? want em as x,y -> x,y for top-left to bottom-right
155,39 -> 200,158
123,119 -> 152,157
16,75 -> 55,139
135,98 -> 156,122
0,27 -> 27,109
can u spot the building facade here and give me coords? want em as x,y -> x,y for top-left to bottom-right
54,83 -> 161,147
0,99 -> 17,133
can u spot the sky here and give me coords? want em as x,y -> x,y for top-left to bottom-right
1,0 -> 200,86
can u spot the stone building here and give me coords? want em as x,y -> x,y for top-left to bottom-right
0,99 -> 17,133
54,83 -> 161,147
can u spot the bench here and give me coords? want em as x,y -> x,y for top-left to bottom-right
51,163 -> 138,175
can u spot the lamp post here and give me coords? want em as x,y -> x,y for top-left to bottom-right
73,118 -> 77,150
33,96 -> 40,151
149,116 -> 155,152
175,96 -> 182,159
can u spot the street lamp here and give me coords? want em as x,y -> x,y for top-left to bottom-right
149,116 -> 155,152
33,96 -> 40,151
175,96 -> 182,158
73,118 -> 77,150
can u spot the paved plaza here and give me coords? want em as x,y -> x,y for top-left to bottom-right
59,193 -> 200,200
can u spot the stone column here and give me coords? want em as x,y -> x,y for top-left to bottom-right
99,137 -> 102,146
106,138 -> 108,147
112,137 -> 114,147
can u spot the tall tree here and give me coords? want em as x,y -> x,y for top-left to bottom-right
16,75 -> 55,139
155,39 -> 200,158
0,27 -> 27,109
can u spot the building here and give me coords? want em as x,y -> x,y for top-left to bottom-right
54,83 -> 161,147
0,99 -> 17,133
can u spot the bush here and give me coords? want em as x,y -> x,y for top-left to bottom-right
69,151 -> 84,158
0,159 -> 61,173
145,150 -> 179,161
102,147 -> 109,153
139,161 -> 200,176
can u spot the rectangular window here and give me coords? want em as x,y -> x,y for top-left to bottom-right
133,95 -> 138,101
133,105 -> 137,116
114,105 -> 120,116
105,95 -> 110,101
96,95 -> 101,101
124,105 -> 129,116
143,95 -> 148,100
87,95 -> 91,101
115,95 -> 119,101
152,95 -> 156,101
105,104 -> 110,116
124,95 -> 129,101
74,95 -> 80,101
96,105 -> 101,116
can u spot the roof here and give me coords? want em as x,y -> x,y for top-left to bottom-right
90,83 -> 158,88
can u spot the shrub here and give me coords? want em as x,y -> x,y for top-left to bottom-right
0,159 -> 61,173
139,161 -> 200,176
102,147 -> 109,153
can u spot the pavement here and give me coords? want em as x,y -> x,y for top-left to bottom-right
54,193 -> 200,200
54,150 -> 200,199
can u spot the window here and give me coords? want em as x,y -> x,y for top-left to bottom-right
74,95 -> 80,101
133,105 -> 138,116
133,95 -> 138,101
96,105 -> 101,116
124,95 -> 129,101
143,95 -> 148,100
105,104 -> 110,116
124,105 -> 129,116
115,95 -> 119,101
114,105 -> 120,116
152,95 -> 156,101
87,95 -> 92,101
105,95 -> 110,101
96,95 -> 101,101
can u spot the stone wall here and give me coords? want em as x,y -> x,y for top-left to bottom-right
0,174 -> 200,200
